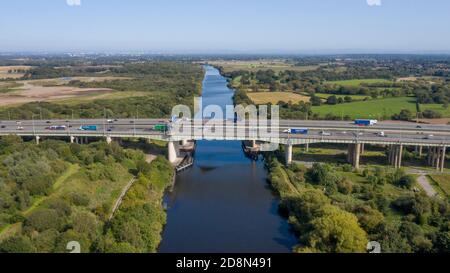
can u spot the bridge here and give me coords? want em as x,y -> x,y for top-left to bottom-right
1,118 -> 449,172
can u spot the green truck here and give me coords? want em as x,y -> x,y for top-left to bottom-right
153,124 -> 169,132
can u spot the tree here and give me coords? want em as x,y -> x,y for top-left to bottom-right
0,235 -> 36,253
326,95 -> 338,105
301,205 -> 368,253
397,175 -> 416,189
310,95 -> 322,106
24,209 -> 64,232
392,109 -> 413,121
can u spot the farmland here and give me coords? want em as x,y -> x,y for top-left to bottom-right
247,91 -> 310,104
312,97 -> 450,120
208,60 -> 321,73
326,78 -> 393,87
0,66 -> 32,79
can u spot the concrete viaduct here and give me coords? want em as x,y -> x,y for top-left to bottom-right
0,118 -> 449,172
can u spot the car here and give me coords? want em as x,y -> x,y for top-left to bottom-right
46,121 -> 51,124
416,125 -> 422,129
424,135 -> 434,139
1,125 -> 6,129
319,131 -> 332,136
17,126 -> 24,130
130,121 -> 135,124
107,119 -> 114,123
107,128 -> 113,132
16,121 -> 22,125
378,131 -> 385,137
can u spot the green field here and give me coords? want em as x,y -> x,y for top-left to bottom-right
312,96 -> 450,119
315,93 -> 370,101
327,79 -> 393,87
428,174 -> 450,198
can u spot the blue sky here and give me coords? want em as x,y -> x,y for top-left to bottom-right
0,0 -> 449,53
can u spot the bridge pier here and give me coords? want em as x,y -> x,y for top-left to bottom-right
285,144 -> 293,165
181,139 -> 188,146
106,136 -> 113,145
440,146 -> 446,172
389,145 -> 403,169
70,136 -> 75,144
168,141 -> 178,164
35,136 -> 40,145
347,144 -> 361,169
305,143 -> 310,152
429,146 -> 447,172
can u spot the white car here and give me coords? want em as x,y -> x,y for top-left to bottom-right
378,131 -> 385,137
320,131 -> 332,136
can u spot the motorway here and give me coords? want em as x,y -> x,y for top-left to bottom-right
1,118 -> 450,146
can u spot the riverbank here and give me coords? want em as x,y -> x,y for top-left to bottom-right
264,152 -> 450,253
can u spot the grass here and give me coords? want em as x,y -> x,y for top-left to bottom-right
22,164 -> 80,216
207,60 -> 320,73
327,79 -> 393,87
312,96 -> 450,119
247,91 -> 310,104
0,164 -> 79,239
427,174 -> 450,198
314,93 -> 370,101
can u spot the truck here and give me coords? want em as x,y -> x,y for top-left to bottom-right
47,125 -> 67,131
354,119 -> 378,126
153,124 -> 169,132
79,125 -> 98,131
284,128 -> 309,134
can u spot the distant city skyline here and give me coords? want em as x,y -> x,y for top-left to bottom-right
1,0 -> 450,54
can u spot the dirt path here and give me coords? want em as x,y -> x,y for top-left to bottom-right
109,177 -> 136,220
109,154 -> 158,220
416,175 -> 438,197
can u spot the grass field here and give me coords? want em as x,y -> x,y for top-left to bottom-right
207,60 -> 320,73
247,91 -> 310,104
427,174 -> 450,198
326,79 -> 393,87
0,66 -> 32,79
314,93 -> 370,101
312,96 -> 450,119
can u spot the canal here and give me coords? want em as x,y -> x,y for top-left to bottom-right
158,65 -> 296,253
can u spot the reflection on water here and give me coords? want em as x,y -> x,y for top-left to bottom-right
158,66 -> 296,253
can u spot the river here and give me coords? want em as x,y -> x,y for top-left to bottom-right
158,65 -> 296,253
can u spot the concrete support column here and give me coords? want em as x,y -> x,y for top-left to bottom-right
70,136 -> 75,144
181,139 -> 188,146
393,145 -> 399,168
354,143 -> 361,169
84,137 -> 89,144
106,136 -> 112,145
440,146 -> 446,173
427,147 -> 432,165
35,136 -> 40,145
397,145 -> 403,169
168,141 -> 178,164
305,143 -> 310,152
347,144 -> 354,164
285,144 -> 293,165
360,143 -> 365,155
432,147 -> 438,167
419,146 -> 423,157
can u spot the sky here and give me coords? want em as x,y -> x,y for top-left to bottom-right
0,0 -> 450,54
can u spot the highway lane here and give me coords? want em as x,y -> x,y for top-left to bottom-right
1,119 -> 449,145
